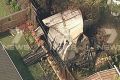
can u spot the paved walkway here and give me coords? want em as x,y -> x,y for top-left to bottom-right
12,29 -> 23,44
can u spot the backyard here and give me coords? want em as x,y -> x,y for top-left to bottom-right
0,0 -> 44,79
0,29 -> 57,80
0,31 -> 47,80
0,0 -> 120,79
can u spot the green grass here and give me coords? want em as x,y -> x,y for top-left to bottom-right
29,64 -> 44,80
0,32 -> 13,45
15,35 -> 31,57
0,32 -> 46,80
0,0 -> 13,18
7,49 -> 34,80
111,4 -> 120,13
0,33 -> 34,80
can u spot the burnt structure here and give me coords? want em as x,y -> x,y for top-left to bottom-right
23,0 -> 75,80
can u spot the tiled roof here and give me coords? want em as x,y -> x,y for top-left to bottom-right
84,68 -> 118,80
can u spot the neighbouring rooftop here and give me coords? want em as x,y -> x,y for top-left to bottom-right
0,42 -> 23,80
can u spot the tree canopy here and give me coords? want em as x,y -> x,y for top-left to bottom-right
36,0 -> 108,20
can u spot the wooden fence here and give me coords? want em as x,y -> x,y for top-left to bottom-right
0,7 -> 30,32
17,0 -> 30,9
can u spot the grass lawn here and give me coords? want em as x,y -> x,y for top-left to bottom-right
0,0 -> 13,18
7,49 -> 34,80
0,33 -> 34,80
0,32 -> 46,80
0,32 -> 13,45
29,64 -> 44,80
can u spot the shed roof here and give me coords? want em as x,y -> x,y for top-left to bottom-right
42,9 -> 83,44
42,10 -> 83,60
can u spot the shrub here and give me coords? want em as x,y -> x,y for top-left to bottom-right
5,0 -> 12,5
14,4 -> 21,12
10,0 -> 17,7
10,0 -> 17,11
10,0 -> 21,12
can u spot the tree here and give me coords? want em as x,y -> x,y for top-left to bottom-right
37,0 -> 102,19
14,4 -> 21,12
10,0 -> 17,7
10,0 -> 21,12
5,0 -> 12,5
38,0 -> 70,14
111,4 -> 120,13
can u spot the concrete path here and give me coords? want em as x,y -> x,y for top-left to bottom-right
12,29 -> 23,44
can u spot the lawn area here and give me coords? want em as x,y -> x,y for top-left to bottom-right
0,32 -> 46,80
0,0 -> 13,18
29,64 -> 44,80
0,32 -> 34,80
0,32 -> 13,46
7,49 -> 34,80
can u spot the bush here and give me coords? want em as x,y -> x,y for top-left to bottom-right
14,4 -> 21,12
111,4 -> 120,13
5,0 -> 12,5
10,0 -> 17,8
11,0 -> 17,6
10,0 -> 21,12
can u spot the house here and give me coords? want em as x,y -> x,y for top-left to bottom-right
43,9 -> 83,61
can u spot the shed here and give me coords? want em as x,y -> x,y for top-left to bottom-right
42,10 -> 83,60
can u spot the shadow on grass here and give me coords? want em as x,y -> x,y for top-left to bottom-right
0,31 -> 11,39
7,48 -> 35,80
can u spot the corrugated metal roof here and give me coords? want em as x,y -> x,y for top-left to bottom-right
0,43 -> 23,80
